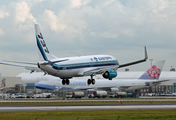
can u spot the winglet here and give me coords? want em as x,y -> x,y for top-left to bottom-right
144,46 -> 148,61
118,46 -> 148,68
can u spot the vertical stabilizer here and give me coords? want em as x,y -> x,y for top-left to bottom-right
139,60 -> 165,79
34,24 -> 57,61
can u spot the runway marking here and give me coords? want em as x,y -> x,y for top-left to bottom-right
33,108 -> 49,111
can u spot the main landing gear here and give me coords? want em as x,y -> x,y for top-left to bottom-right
87,75 -> 95,85
62,79 -> 70,85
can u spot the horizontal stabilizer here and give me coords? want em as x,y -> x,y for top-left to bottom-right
40,59 -> 69,65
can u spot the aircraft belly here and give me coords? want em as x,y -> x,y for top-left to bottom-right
41,66 -> 57,76
56,69 -> 81,78
41,65 -> 85,78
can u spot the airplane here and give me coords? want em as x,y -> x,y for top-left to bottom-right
0,24 -> 148,85
33,60 -> 167,91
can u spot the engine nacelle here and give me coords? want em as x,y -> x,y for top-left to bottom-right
102,69 -> 117,79
110,87 -> 119,92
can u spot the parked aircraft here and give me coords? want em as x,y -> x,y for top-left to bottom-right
0,24 -> 148,85
33,60 -> 167,91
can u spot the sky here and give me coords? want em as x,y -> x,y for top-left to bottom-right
0,0 -> 176,77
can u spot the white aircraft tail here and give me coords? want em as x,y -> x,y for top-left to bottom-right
139,60 -> 165,79
34,24 -> 57,61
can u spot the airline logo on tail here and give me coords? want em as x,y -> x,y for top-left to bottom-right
147,65 -> 161,78
37,33 -> 50,53
139,60 -> 165,80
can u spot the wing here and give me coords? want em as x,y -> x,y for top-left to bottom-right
2,60 -> 37,65
82,65 -> 119,76
125,80 -> 170,91
81,47 -> 147,76
0,61 -> 42,72
118,46 -> 148,68
145,80 -> 169,86
0,59 -> 69,73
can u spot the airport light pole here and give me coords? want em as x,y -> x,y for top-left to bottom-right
149,59 -> 153,67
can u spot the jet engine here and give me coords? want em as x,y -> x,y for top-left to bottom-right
102,69 -> 117,79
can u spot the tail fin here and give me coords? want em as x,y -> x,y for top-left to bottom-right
139,60 -> 165,79
34,24 -> 57,61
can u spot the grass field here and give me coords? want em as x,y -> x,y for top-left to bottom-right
0,99 -> 176,119
0,109 -> 176,120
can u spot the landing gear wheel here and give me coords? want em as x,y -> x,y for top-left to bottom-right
87,79 -> 92,85
62,79 -> 65,85
92,79 -> 95,85
66,79 -> 70,85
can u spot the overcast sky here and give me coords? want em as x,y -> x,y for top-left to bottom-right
0,0 -> 176,77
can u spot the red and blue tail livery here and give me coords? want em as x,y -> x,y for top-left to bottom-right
139,60 -> 165,79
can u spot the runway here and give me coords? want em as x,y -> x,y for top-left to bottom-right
0,105 -> 176,112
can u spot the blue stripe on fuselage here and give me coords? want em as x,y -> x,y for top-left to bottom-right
50,60 -> 118,70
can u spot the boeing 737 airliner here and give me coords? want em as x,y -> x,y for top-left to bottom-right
0,24 -> 148,85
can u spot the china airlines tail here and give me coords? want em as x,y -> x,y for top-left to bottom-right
34,24 -> 57,61
139,60 -> 165,79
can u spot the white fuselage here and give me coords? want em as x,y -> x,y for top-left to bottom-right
36,77 -> 161,91
56,78 -> 156,91
39,55 -> 118,78
19,73 -> 159,91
